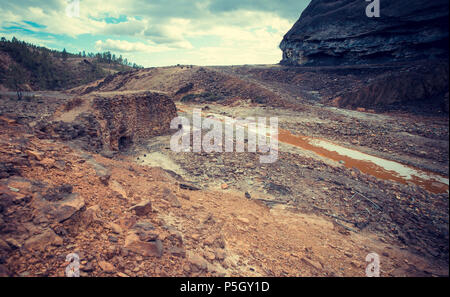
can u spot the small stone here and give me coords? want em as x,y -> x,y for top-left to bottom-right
124,233 -> 163,257
237,217 -> 250,224
183,264 -> 191,273
53,160 -> 66,171
98,261 -> 115,273
162,188 -> 181,208
169,247 -> 186,257
101,150 -> 115,159
204,251 -> 216,261
180,194 -> 190,200
109,223 -> 123,234
188,253 -> 208,271
108,236 -> 118,243
109,181 -> 128,199
350,261 -> 361,268
129,200 -> 152,216
214,250 -> 227,261
82,205 -> 101,226
221,184 -> 229,190
81,262 -> 94,272
179,183 -> 200,191
204,235 -> 216,246
344,252 -> 353,258
8,187 -> 19,192
301,257 -> 323,271
132,221 -> 155,231
26,150 -> 44,161
89,162 -> 111,185
5,238 -> 21,249
40,158 -> 55,168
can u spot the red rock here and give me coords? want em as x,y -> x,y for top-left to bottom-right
23,229 -> 63,251
124,233 -> 163,258
26,150 -> 44,161
98,261 -> 115,273
129,200 -> 152,216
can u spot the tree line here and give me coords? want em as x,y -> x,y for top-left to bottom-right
72,49 -> 143,69
0,37 -> 142,92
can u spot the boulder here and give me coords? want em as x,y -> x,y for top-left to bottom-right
23,229 -> 63,251
124,232 -> 163,258
129,200 -> 152,216
35,193 -> 85,223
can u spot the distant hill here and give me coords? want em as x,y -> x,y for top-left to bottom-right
0,37 -> 142,91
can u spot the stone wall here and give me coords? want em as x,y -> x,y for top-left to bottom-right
38,91 -> 177,152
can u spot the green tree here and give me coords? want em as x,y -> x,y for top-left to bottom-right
62,48 -> 68,61
7,64 -> 27,100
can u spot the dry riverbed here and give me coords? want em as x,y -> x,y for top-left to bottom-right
132,101 -> 449,275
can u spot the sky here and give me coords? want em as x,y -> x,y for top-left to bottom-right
0,0 -> 310,67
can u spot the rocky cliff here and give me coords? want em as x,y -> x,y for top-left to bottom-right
280,0 -> 449,66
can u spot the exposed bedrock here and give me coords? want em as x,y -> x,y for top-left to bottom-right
280,0 -> 449,66
332,62 -> 449,111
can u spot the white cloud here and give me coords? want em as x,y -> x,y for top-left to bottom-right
144,18 -> 193,49
1,0 -> 303,66
102,18 -> 147,36
95,39 -> 169,53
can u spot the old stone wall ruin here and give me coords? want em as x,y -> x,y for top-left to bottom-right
37,92 -> 177,152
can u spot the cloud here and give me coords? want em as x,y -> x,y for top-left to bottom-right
207,0 -> 309,19
102,18 -> 146,36
0,0 -> 311,66
95,39 -> 169,53
144,19 -> 193,49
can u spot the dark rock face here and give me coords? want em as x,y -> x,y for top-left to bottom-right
280,0 -> 449,66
